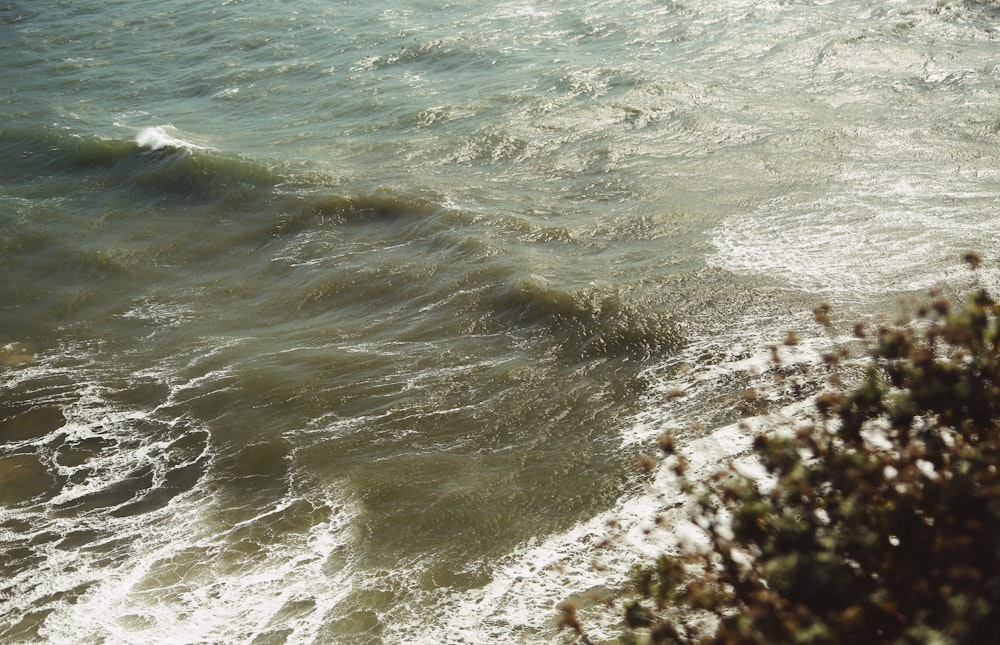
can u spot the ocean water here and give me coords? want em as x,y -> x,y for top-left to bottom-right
2,0 -> 999,642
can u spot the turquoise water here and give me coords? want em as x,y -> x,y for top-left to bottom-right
2,1 -> 1000,642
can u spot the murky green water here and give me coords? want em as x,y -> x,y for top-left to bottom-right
2,0 -> 999,641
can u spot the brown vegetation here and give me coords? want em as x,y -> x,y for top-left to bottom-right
566,255 -> 1000,644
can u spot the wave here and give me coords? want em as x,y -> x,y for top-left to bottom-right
269,192 -> 444,238
0,125 -> 281,205
0,125 -> 467,248
486,278 -> 682,361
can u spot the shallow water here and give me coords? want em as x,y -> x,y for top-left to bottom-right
2,0 -> 1000,642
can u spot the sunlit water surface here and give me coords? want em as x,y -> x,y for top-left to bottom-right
2,0 -> 999,642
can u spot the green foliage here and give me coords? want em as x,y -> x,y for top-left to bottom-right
566,259 -> 1000,644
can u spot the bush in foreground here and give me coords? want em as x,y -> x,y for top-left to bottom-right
564,256 -> 1000,644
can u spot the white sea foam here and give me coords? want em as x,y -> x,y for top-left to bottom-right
708,164 -> 1000,302
134,126 -> 209,152
0,356 -> 357,644
39,488 -> 360,644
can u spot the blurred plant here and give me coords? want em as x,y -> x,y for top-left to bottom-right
564,254 -> 1000,644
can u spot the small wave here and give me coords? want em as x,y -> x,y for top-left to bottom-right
270,192 -> 442,238
0,125 -> 282,204
349,35 -> 474,74
487,278 -> 682,360
0,126 -> 133,174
